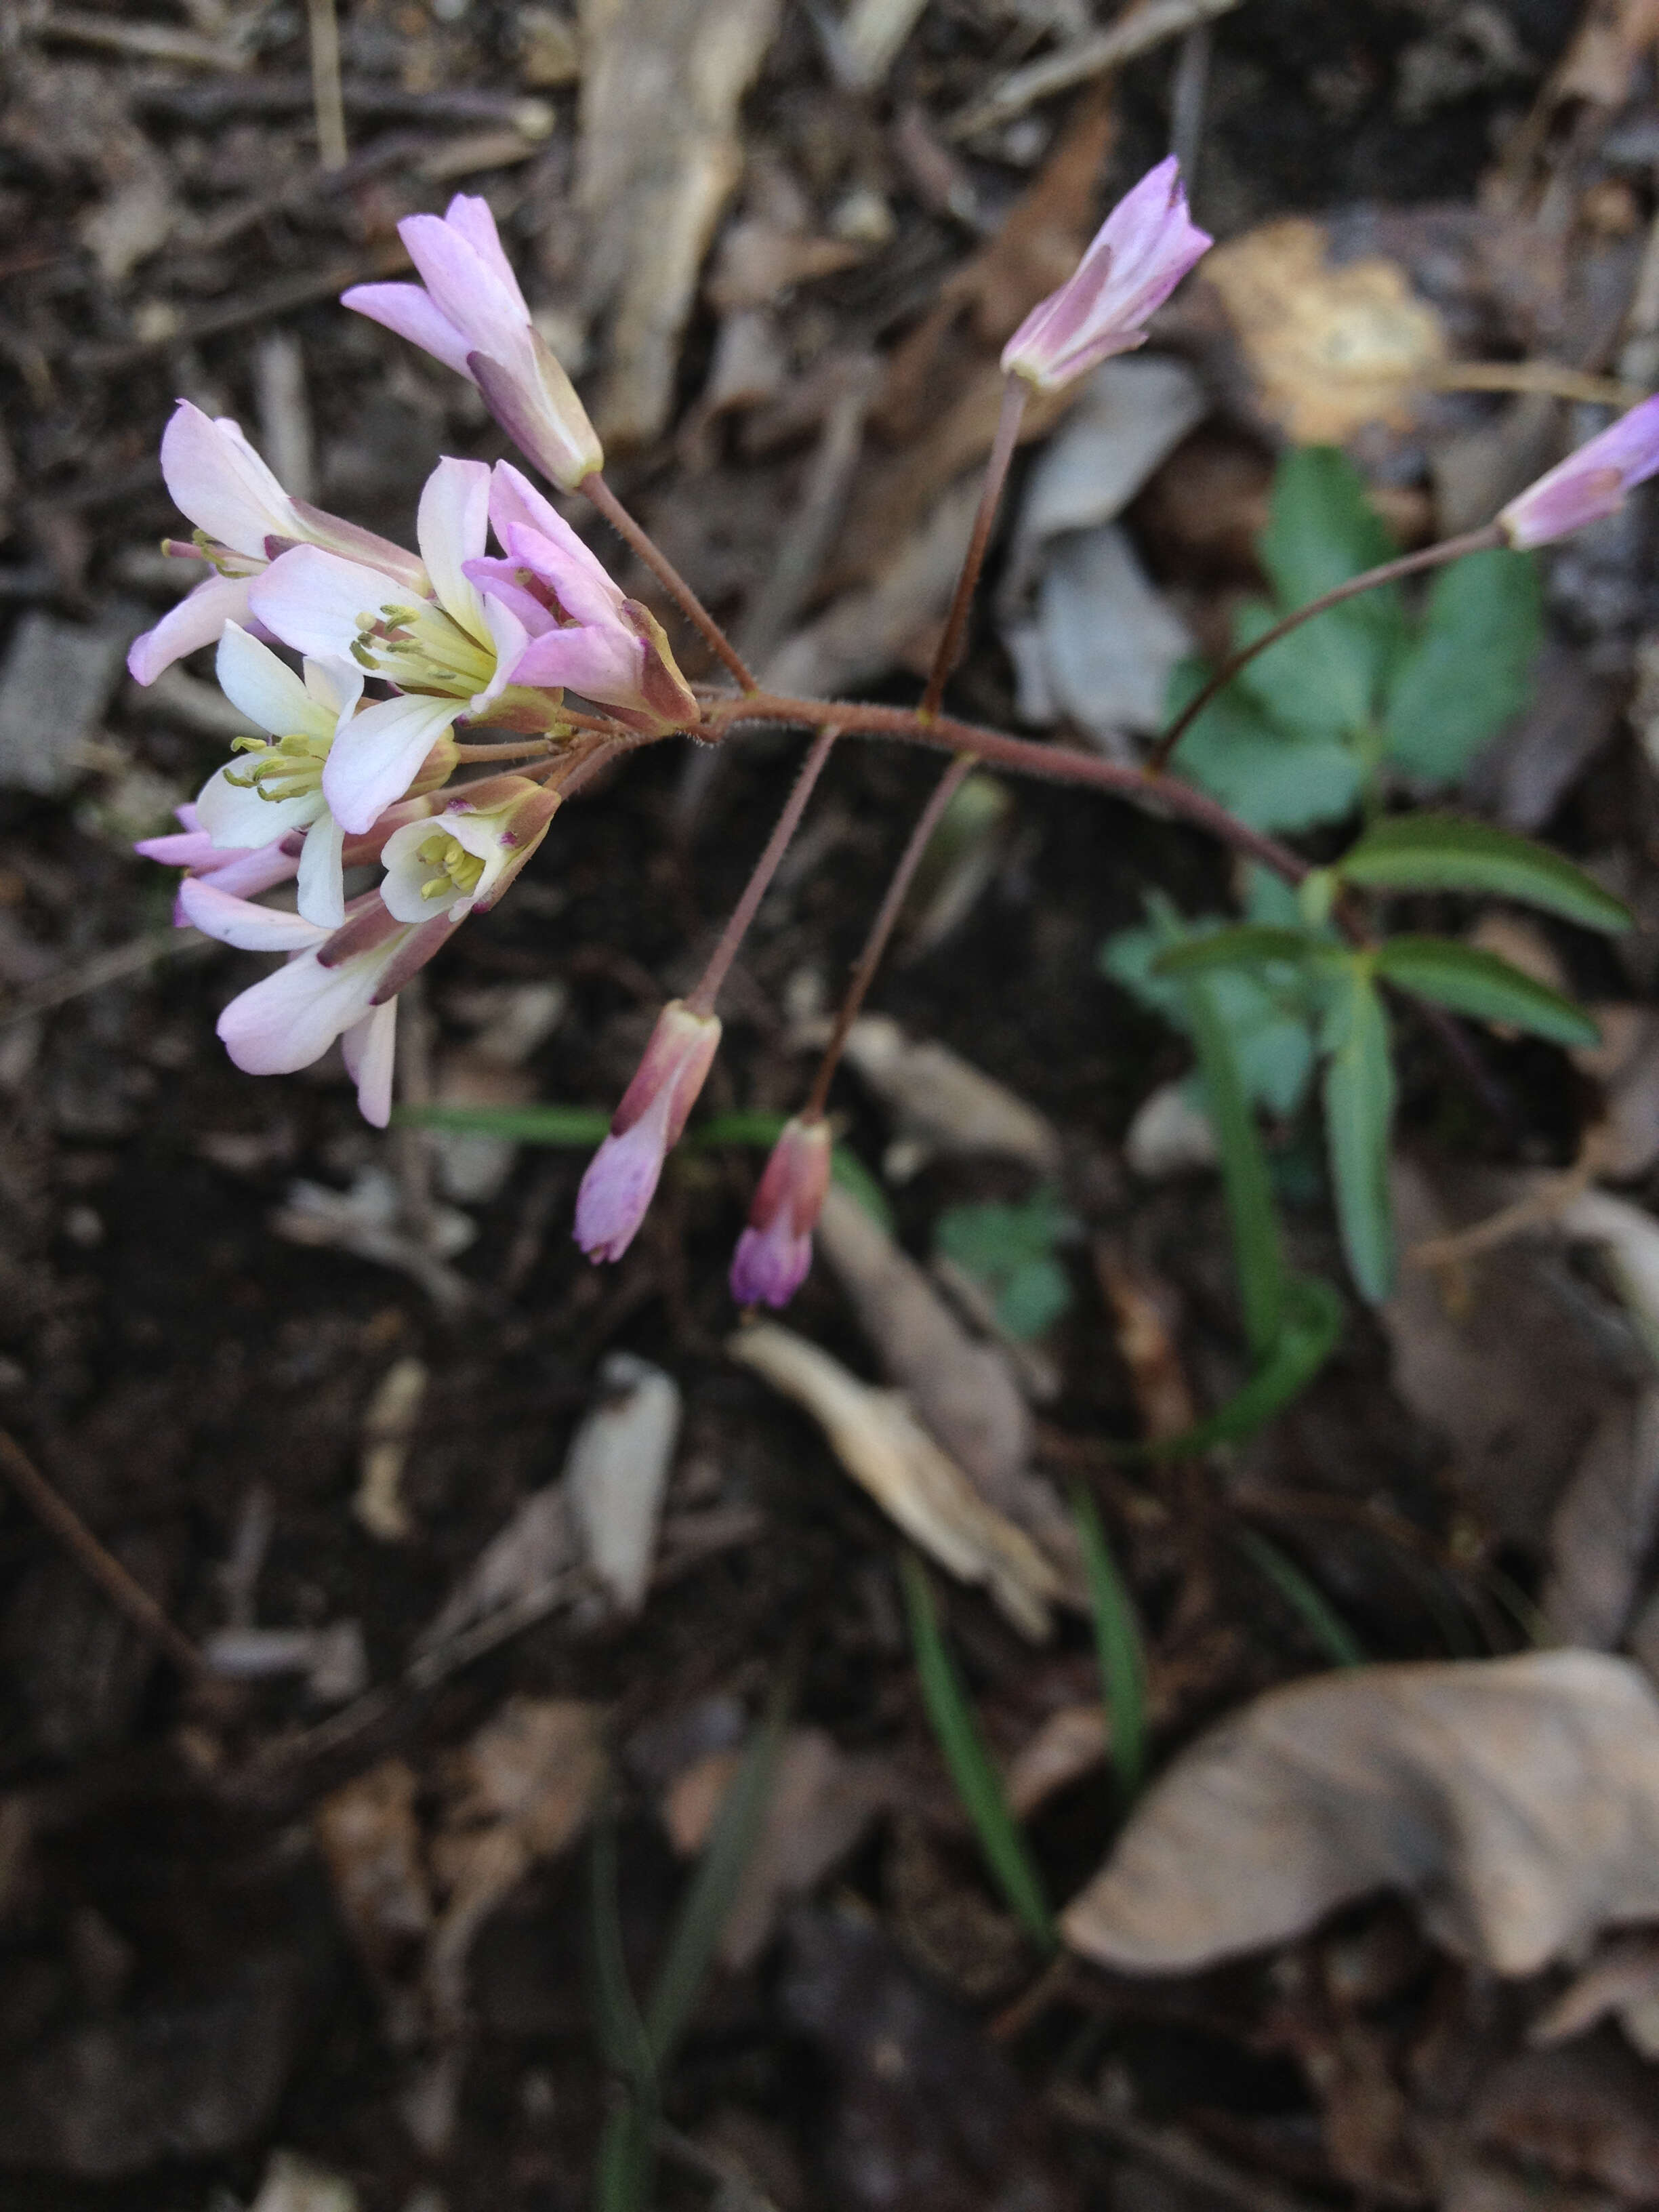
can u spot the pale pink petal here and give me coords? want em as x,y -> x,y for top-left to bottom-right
511,621 -> 642,703
461,558 -> 558,637
250,546 -> 401,661
470,592 -> 529,714
288,499 -> 430,593
491,464 -> 625,618
197,842 -> 300,901
574,1088 -> 678,1262
340,281 -> 474,379
216,621 -> 316,737
417,457 -> 491,636
161,401 -> 297,556
441,192 -> 523,301
135,828 -> 217,867
127,572 -> 253,684
216,951 -> 375,1074
398,216 -> 532,369
322,693 -> 458,834
180,876 -> 325,951
194,761 -> 316,849
295,810 -> 347,929
341,998 -> 399,1126
302,653 -> 365,724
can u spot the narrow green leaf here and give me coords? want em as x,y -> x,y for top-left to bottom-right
1336,815 -> 1631,932
1375,936 -> 1601,1047
396,1102 -> 611,1143
1184,975 -> 1286,1357
1322,968 -> 1397,1304
1134,1275 -> 1345,1457
643,1677 -> 790,2065
1234,1527 -> 1367,1669
1071,1488 -> 1147,1802
1382,547 -> 1540,783
900,1553 -> 1054,1949
587,1807 -> 659,2212
1154,925 -> 1333,978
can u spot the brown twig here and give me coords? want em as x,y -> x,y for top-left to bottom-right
306,0 -> 349,169
581,472 -> 757,693
0,1429 -> 213,1685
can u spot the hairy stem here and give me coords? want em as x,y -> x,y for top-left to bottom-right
804,754 -> 974,1120
684,724 -> 841,1017
919,379 -> 1028,719
581,471 -> 757,693
1146,523 -> 1504,773
701,691 -> 1310,886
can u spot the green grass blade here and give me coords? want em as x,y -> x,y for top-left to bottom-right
1234,1527 -> 1366,1669
1322,967 -> 1396,1304
900,1552 -> 1055,1948
1071,1488 -> 1147,1802
394,1102 -> 611,1143
1184,975 -> 1286,1357
586,1805 -> 659,2212
642,1673 -> 790,2065
1134,1275 -> 1345,1458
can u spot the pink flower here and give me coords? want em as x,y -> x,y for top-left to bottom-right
1001,156 -> 1212,392
575,1001 -> 721,1262
462,464 -> 697,732
1498,393 -> 1659,548
380,772 -> 562,924
136,803 -> 298,923
729,1115 -> 832,1309
180,881 -> 458,1126
128,402 -> 427,685
342,194 -> 603,492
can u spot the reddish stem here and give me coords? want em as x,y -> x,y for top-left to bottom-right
581,471 -> 757,693
919,378 -> 1028,720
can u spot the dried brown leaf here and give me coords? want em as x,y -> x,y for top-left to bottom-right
1543,1390 -> 1659,1652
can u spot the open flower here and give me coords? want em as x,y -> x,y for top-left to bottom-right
1002,156 -> 1212,392
1498,392 -> 1659,548
380,773 -> 561,924
575,1000 -> 721,1262
463,463 -> 697,732
729,1114 -> 833,1309
128,401 -> 427,685
250,457 -> 529,836
180,880 -> 459,1126
342,194 -> 602,492
135,802 -> 298,923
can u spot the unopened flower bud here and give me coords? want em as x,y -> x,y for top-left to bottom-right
575,1001 -> 721,1263
729,1115 -> 832,1309
1498,392 -> 1659,548
1001,155 -> 1212,394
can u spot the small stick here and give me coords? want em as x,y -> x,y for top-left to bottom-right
802,752 -> 974,1120
1146,524 -> 1503,775
306,0 -> 348,169
949,0 -> 1241,138
581,472 -> 757,693
683,724 -> 842,1016
918,378 -> 1027,719
0,1429 -> 213,1685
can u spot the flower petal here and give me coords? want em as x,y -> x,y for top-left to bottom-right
180,876 -> 325,951
250,546 -> 402,661
441,192 -> 523,300
492,464 -> 625,620
296,809 -> 347,928
194,760 -> 318,849
398,215 -> 531,369
216,621 -> 316,737
161,401 -> 297,556
417,457 -> 491,638
302,653 -> 365,724
323,693 -> 459,834
341,998 -> 399,1126
340,281 -> 474,379
470,591 -> 529,715
510,621 -> 642,704
216,951 -> 375,1073
197,842 -> 300,901
460,558 -> 557,637
127,571 -> 253,684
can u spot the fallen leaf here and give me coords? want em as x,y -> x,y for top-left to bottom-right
417,1481 -> 574,1653
1532,1931 -> 1659,2057
838,1015 -> 1063,1180
1202,217 -> 1448,444
1574,1005 -> 1659,1180
714,1727 -> 895,1969
1469,2045 -> 1659,2200
831,0 -> 930,89
1005,523 -> 1192,745
1543,1389 -> 1659,1651
314,1761 -> 432,2025
355,1356 -> 428,1544
729,1320 -> 1063,1637
249,2150 -> 359,2212
577,0 -> 783,444
1094,1244 -> 1197,1446
567,1351 -> 682,1615
1062,1651 -> 1659,1978
1004,1702 -> 1109,1820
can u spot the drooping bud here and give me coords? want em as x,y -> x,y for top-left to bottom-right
729,1115 -> 833,1310
1498,392 -> 1659,548
619,599 -> 700,734
1001,155 -> 1212,394
575,1001 -> 721,1263
379,773 -> 561,924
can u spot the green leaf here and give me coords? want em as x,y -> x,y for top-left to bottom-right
1233,1527 -> 1367,1669
1136,1275 -> 1345,1456
1336,814 -> 1632,932
900,1553 -> 1054,1948
1322,966 -> 1396,1303
1185,973 -> 1285,1356
1154,925 -> 1335,978
935,1189 -> 1076,1341
587,1807 -> 659,2212
1248,447 -> 1404,734
1071,1486 -> 1147,1803
1233,594 -> 1382,743
1167,657 -> 1365,831
1382,547 -> 1540,783
1375,936 -> 1601,1047
1259,445 -> 1399,609
396,1103 -> 611,1143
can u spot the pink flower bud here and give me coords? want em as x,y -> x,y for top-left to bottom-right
575,1002 -> 721,1263
729,1115 -> 833,1309
1498,392 -> 1659,548
1000,155 -> 1212,394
